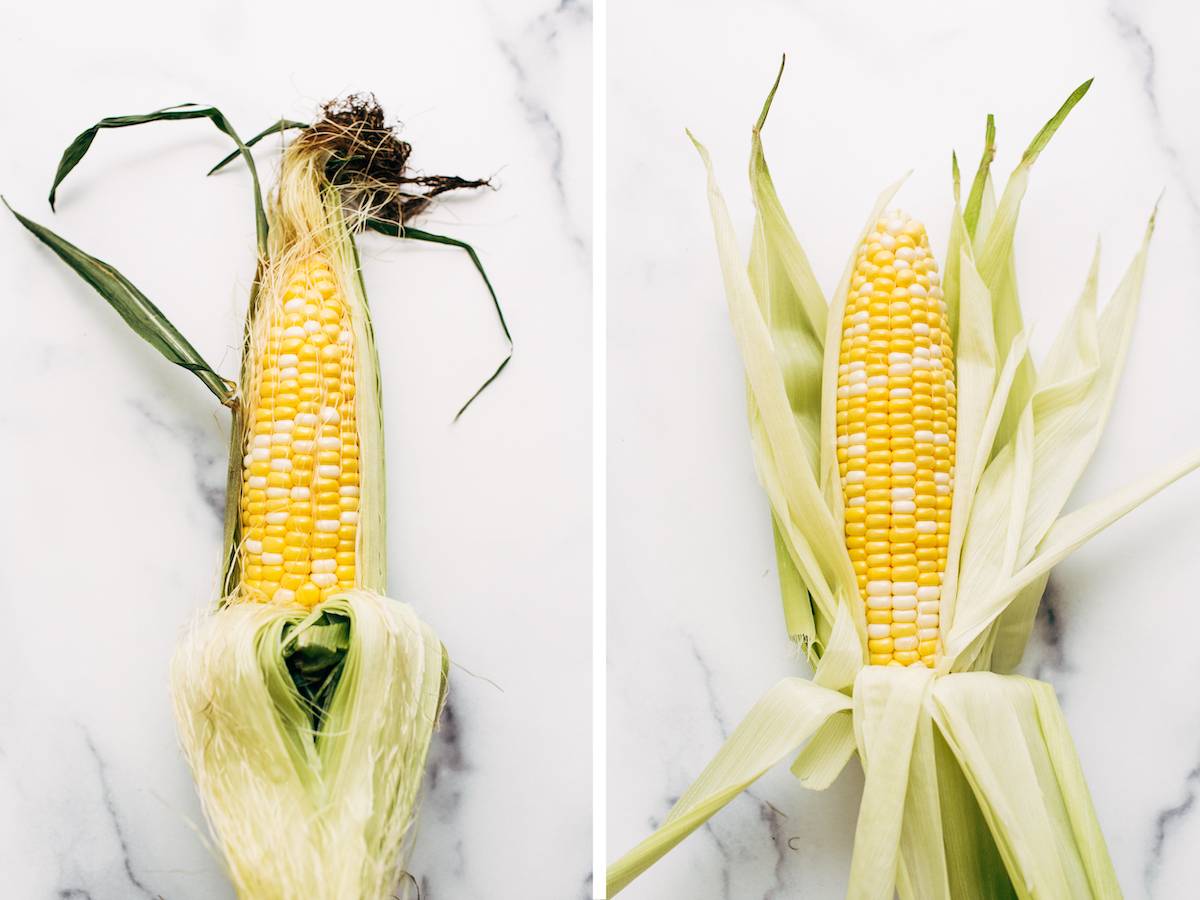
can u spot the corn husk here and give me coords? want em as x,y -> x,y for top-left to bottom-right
609,61 -> 1199,898
8,99 -> 505,899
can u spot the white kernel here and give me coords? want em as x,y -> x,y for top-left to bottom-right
244,540 -> 263,554
890,388 -> 912,399
908,284 -> 927,298
266,511 -> 288,525
253,435 -> 272,448
278,353 -> 299,367
304,319 -> 321,333
934,473 -> 950,484
867,581 -> 892,596
936,485 -> 951,495
848,496 -> 865,507
849,382 -> 868,396
242,453 -> 253,467
888,352 -> 910,364
892,500 -> 916,514
893,582 -> 918,595
846,470 -> 865,483
248,476 -> 268,489
284,298 -> 305,313
318,465 -> 341,478
339,486 -> 359,497
271,433 -> 292,445
913,322 -> 930,335
893,609 -> 917,623
916,521 -> 937,534
867,596 -> 892,610
915,430 -> 934,443
892,461 -> 917,475
274,420 -> 294,432
868,624 -> 891,638
340,511 -> 358,525
889,363 -> 912,376
318,437 -> 341,450
293,440 -> 315,453
290,487 -> 311,500
279,367 -> 298,380
848,360 -> 866,371
848,446 -> 866,458
296,413 -> 319,426
339,330 -> 353,344
285,326 -> 306,339
272,588 -> 295,603
917,584 -> 941,600
270,459 -> 292,472
262,552 -> 284,565
837,386 -> 849,399
917,628 -> 938,641
316,519 -> 340,533
892,488 -> 914,500
320,407 -> 340,424
894,636 -> 918,651
867,375 -> 888,387
892,595 -> 917,610
312,559 -> 336,574
917,614 -> 939,628
266,487 -> 289,499
918,601 -> 941,615
934,434 -> 950,445
252,448 -> 270,461
312,573 -> 337,588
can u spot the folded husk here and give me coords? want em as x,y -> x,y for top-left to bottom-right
609,61 -> 1196,897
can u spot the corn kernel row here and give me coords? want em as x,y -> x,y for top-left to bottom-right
239,255 -> 360,607
835,213 -> 956,667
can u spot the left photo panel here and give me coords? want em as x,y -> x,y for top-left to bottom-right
0,2 -> 592,898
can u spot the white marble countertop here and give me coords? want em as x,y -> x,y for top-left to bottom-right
0,1 -> 592,898
608,1 -> 1200,897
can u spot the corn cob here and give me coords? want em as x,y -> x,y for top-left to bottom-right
239,254 -> 361,606
836,212 -> 956,667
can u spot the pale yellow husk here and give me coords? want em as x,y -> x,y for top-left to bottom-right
609,70 -> 1198,898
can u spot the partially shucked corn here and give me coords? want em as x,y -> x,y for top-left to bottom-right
240,254 -> 361,607
836,212 -> 956,667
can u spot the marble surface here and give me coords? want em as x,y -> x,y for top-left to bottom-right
0,1 -> 591,898
607,1 -> 1200,897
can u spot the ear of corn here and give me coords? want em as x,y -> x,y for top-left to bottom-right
610,62 -> 1200,898
9,97 -> 501,899
838,213 -> 955,667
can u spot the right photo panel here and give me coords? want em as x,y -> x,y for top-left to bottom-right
607,3 -> 1200,897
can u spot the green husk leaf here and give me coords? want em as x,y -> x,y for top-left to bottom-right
172,590 -> 446,899
933,727 -> 1016,899
964,114 -> 996,240
849,666 -> 933,899
48,103 -> 268,255
897,701 -> 951,900
208,118 -> 309,175
606,678 -> 851,896
772,517 -> 821,658
947,442 -> 1200,660
689,128 -> 860,625
790,709 -> 856,789
4,199 -> 235,405
974,82 -> 1090,450
930,673 -> 1117,898
363,219 -> 511,420
1017,214 -> 1154,563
